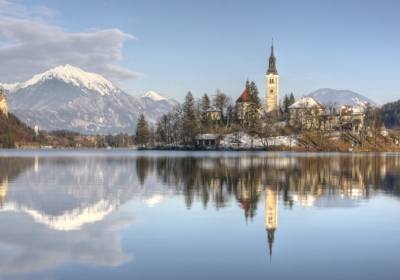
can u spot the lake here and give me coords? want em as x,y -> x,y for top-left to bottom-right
0,150 -> 399,280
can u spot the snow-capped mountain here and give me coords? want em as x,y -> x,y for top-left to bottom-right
3,64 -> 121,96
0,65 -> 178,133
142,90 -> 165,101
307,88 -> 378,107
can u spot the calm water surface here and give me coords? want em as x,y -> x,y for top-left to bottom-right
0,150 -> 400,280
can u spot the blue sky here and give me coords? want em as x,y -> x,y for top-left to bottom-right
0,0 -> 399,104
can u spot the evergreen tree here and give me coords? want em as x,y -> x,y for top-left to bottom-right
182,91 -> 198,144
135,114 -> 150,147
201,93 -> 210,115
282,94 -> 289,118
200,93 -> 211,132
282,93 -> 295,120
381,99 -> 400,128
289,93 -> 295,106
245,80 -> 261,131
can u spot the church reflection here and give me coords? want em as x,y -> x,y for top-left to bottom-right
265,185 -> 278,260
2,153 -> 400,220
1,152 -> 400,276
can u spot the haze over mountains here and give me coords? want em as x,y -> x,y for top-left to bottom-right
0,65 -> 178,134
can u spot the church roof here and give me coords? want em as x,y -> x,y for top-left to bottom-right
236,88 -> 250,103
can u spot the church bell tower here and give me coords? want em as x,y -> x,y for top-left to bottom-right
265,42 -> 279,116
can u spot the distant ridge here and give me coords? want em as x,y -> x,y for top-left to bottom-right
307,88 -> 378,107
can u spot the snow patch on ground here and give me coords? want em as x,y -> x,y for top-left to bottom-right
220,133 -> 300,149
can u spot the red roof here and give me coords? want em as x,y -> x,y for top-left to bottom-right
236,88 -> 250,103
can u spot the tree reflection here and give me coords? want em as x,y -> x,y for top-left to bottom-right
2,152 -> 400,275
136,157 -> 151,186
151,154 -> 400,213
0,157 -> 35,205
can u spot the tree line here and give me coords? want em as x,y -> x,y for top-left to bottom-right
136,80 -> 275,147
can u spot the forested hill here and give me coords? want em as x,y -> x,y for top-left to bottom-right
0,112 -> 36,148
382,100 -> 400,128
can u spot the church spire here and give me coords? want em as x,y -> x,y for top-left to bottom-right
267,41 -> 278,75
267,228 -> 276,262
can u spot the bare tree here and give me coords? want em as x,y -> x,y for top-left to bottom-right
257,117 -> 275,150
213,89 -> 232,125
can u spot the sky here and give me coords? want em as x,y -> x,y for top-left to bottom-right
0,0 -> 399,104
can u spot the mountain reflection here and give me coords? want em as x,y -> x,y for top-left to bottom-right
1,153 -> 400,225
0,152 -> 400,277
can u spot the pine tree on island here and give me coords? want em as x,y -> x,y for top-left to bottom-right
244,80 -> 262,132
182,91 -> 198,144
282,93 -> 295,120
200,93 -> 213,132
135,114 -> 151,148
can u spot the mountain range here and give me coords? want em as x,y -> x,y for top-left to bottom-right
0,65 -> 178,134
307,88 -> 378,107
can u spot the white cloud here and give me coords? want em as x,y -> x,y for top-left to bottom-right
0,1 -> 143,87
0,0 -> 57,18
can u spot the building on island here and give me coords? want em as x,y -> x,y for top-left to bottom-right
288,97 -> 371,134
196,134 -> 221,148
265,43 -> 279,117
206,106 -> 222,123
0,89 -> 8,118
235,87 -> 251,124
288,97 -> 325,129
34,120 -> 39,137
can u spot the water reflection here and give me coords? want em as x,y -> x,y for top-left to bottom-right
0,152 -> 399,278
160,154 -> 400,208
1,153 -> 400,229
265,186 -> 278,259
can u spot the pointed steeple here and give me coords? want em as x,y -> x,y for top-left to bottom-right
267,41 -> 278,75
267,228 -> 276,262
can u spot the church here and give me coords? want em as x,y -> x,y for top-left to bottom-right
265,42 -> 280,116
234,42 -> 280,119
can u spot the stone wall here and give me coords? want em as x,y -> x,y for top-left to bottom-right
0,92 -> 8,117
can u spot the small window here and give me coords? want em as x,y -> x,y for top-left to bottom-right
270,90 -> 273,93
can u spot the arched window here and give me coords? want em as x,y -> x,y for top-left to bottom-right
270,90 -> 273,93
